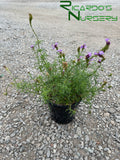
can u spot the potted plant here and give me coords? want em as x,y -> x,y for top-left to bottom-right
4,14 -> 111,124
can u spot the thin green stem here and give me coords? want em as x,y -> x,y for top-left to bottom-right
30,24 -> 40,49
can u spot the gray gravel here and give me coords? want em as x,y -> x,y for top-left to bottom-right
0,1 -> 120,160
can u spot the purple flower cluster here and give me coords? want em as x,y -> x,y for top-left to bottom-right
51,38 -> 110,67
98,59 -> 101,63
94,51 -> 104,57
98,51 -> 104,56
57,49 -> 62,54
94,51 -> 105,64
105,38 -> 110,46
52,43 -> 65,58
52,42 -> 58,50
85,50 -> 105,65
86,52 -> 92,59
30,45 -> 34,49
80,44 -> 87,49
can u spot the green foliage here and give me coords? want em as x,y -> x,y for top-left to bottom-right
42,62 -> 98,105
11,14 -> 111,113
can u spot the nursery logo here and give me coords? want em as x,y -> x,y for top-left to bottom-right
60,1 -> 118,21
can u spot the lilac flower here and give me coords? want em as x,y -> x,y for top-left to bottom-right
98,59 -> 101,63
80,44 -> 87,49
86,52 -> 92,59
105,38 -> 110,45
57,49 -> 62,53
98,51 -> 104,57
79,56 -> 83,59
105,38 -> 109,42
88,58 -> 94,64
52,42 -> 58,50
94,52 -> 98,56
30,45 -> 34,49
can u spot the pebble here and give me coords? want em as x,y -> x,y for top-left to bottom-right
85,135 -> 89,142
38,150 -> 43,155
19,145 -> 25,152
94,105 -> 99,109
116,119 -> 120,123
23,94 -> 28,99
98,145 -> 103,150
81,141 -> 84,148
111,120 -> 115,125
108,149 -> 111,154
115,115 -> 120,122
115,115 -> 120,120
5,136 -> 10,143
47,137 -> 50,141
47,149 -> 50,158
87,148 -> 94,154
117,107 -> 120,111
6,146 -> 10,152
76,127 -> 81,136
104,112 -> 110,117
104,148 -> 111,153
108,108 -> 115,113
74,134 -> 78,139
10,132 -> 16,137
74,155 -> 79,159
53,149 -> 56,153
0,116 -> 3,120
105,157 -> 110,160
53,144 -> 57,149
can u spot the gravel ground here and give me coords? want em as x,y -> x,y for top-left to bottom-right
0,1 -> 120,160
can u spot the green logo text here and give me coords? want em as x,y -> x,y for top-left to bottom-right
60,1 -> 118,21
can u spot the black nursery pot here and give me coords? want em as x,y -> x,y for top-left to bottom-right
48,101 -> 80,124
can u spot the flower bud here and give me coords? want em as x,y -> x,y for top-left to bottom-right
3,66 -> 9,71
29,13 -> 33,26
77,58 -> 81,64
101,81 -> 107,88
106,41 -> 110,45
57,49 -> 62,53
72,60 -> 76,64
105,38 -> 110,46
98,59 -> 101,63
80,44 -> 87,49
103,81 -> 107,85
30,45 -> 34,49
62,53 -> 65,58
98,51 -> 104,57
53,43 -> 58,50
86,52 -> 92,59
77,47 -> 80,53
62,62 -> 68,69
